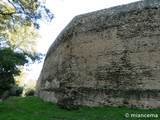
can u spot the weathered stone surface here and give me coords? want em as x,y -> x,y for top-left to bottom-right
44,79 -> 59,89
38,91 -> 57,103
36,0 -> 160,110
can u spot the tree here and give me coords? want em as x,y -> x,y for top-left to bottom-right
14,66 -> 28,86
0,48 -> 27,95
0,0 -> 53,54
0,0 -> 53,95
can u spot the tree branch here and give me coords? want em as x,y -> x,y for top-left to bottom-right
0,11 -> 16,15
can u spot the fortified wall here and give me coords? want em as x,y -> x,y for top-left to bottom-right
36,0 -> 160,110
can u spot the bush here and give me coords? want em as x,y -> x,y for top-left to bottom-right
1,90 -> 11,100
1,87 -> 23,100
25,88 -> 35,96
10,87 -> 24,96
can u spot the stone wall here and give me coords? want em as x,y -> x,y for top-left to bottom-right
36,0 -> 160,110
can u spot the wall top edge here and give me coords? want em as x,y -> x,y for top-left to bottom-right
46,0 -> 160,58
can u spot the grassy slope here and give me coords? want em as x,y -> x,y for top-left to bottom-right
0,96 -> 159,120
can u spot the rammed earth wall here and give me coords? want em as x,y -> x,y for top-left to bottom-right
36,0 -> 160,110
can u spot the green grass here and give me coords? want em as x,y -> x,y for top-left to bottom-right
0,96 -> 159,120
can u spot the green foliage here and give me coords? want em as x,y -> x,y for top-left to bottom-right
0,48 -> 27,95
0,0 -> 53,94
10,87 -> 23,96
0,0 -> 51,59
22,79 -> 36,96
1,87 -> 23,100
0,0 -> 53,30
1,90 -> 10,100
0,96 -> 159,120
25,88 -> 35,96
0,0 -> 53,53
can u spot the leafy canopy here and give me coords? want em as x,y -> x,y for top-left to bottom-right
0,0 -> 53,54
0,0 -> 53,95
0,48 -> 27,94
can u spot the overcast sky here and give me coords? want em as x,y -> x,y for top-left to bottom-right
26,0 -> 140,81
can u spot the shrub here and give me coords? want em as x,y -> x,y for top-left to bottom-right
1,87 -> 23,100
1,90 -> 11,100
25,88 -> 35,96
10,87 -> 24,96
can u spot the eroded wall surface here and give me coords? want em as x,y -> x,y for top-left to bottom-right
36,0 -> 160,109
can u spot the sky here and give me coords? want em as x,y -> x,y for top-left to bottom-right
26,0 -> 140,81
